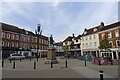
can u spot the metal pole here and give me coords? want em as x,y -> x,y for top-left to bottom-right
51,61 -> 53,68
65,59 -> 68,68
85,59 -> 86,66
30,57 -> 31,61
10,59 -> 12,63
13,61 -> 15,69
99,71 -> 104,80
2,60 -> 4,67
20,58 -> 21,62
111,59 -> 113,65
34,61 -> 36,69
99,58 -> 101,66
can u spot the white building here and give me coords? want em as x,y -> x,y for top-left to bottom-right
81,23 -> 104,57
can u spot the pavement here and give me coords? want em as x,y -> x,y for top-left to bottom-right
1,57 -> 119,78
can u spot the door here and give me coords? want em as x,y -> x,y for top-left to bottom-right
113,52 -> 117,59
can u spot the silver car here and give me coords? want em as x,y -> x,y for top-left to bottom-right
8,54 -> 25,60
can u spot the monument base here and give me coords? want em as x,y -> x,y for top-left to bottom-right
45,59 -> 59,64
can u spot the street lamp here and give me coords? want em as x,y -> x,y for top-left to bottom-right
35,24 -> 42,61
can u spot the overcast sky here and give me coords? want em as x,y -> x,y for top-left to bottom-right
1,1 -> 118,42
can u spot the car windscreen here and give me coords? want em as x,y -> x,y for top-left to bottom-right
12,54 -> 22,56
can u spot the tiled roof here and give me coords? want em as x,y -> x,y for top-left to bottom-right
1,22 -> 48,39
100,21 -> 120,31
81,21 -> 120,37
74,35 -> 82,40
81,25 -> 102,36
63,36 -> 74,42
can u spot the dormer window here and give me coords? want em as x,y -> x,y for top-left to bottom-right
93,28 -> 97,32
84,31 -> 87,34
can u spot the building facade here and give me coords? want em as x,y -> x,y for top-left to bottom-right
1,22 -> 49,59
62,21 -> 120,60
99,22 -> 120,59
54,42 -> 64,56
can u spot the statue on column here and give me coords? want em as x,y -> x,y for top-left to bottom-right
49,35 -> 54,48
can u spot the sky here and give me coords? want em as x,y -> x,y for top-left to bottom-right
1,0 -> 118,42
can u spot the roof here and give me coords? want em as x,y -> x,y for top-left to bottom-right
63,36 -> 74,42
81,21 -> 120,37
81,25 -> 101,36
100,21 -> 120,31
1,22 -> 48,39
54,42 -> 63,46
74,35 -> 82,40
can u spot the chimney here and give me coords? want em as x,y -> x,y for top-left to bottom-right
72,33 -> 75,37
84,28 -> 87,31
101,22 -> 104,27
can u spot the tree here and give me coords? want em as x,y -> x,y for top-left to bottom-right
98,36 -> 111,57
62,42 -> 69,57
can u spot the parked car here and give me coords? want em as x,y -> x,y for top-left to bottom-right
8,54 -> 25,60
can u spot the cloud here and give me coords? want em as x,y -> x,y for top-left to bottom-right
2,2 -> 118,42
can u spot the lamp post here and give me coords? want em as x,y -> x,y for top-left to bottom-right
35,24 -> 42,61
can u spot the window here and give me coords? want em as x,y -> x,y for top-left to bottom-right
93,28 -> 97,32
93,34 -> 96,39
7,33 -> 10,39
109,41 -> 113,48
16,43 -> 18,47
84,31 -> 87,34
2,41 -> 4,46
6,42 -> 9,47
90,43 -> 92,47
86,36 -> 88,40
12,34 -> 14,40
2,32 -> 5,38
89,36 -> 92,40
108,32 -> 112,38
116,40 -> 120,47
82,37 -> 84,41
102,33 -> 105,39
16,35 -> 19,40
76,40 -> 78,42
27,37 -> 30,41
115,30 -> 119,37
86,43 -> 88,48
82,44 -> 84,48
12,42 -> 14,47
94,42 -> 97,46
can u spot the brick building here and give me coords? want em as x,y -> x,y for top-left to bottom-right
99,22 -> 120,59
1,22 -> 49,59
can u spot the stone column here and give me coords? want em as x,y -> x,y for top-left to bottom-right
45,47 -> 58,64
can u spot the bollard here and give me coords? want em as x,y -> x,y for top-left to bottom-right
20,58 -> 21,62
65,59 -> 67,68
2,60 -> 4,67
99,59 -> 101,66
30,57 -> 31,61
10,59 -> 12,63
13,61 -> 15,69
99,71 -> 103,80
84,59 -> 86,66
111,60 -> 113,65
51,61 -> 53,68
34,61 -> 36,69
37,57 -> 38,62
